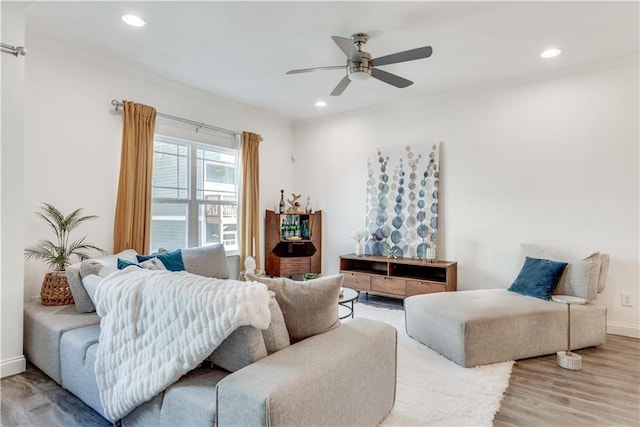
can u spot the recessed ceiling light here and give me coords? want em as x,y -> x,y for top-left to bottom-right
540,48 -> 563,58
315,100 -> 327,107
122,14 -> 147,27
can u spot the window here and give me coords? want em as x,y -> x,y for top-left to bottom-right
150,134 -> 239,252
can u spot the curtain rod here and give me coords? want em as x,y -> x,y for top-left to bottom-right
111,100 -> 243,138
1,42 -> 27,57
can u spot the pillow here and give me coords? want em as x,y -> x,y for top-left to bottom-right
117,257 -> 167,271
521,243 -> 603,301
137,248 -> 184,272
118,258 -> 141,269
262,291 -> 290,354
81,274 -> 102,305
597,253 -> 610,293
246,273 -> 342,342
66,249 -> 138,313
182,244 -> 230,279
207,326 -> 268,372
508,256 -> 568,300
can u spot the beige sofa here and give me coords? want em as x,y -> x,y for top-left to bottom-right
404,244 -> 609,367
24,248 -> 398,426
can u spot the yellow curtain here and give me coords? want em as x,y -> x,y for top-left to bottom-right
113,101 -> 157,254
240,131 -> 261,270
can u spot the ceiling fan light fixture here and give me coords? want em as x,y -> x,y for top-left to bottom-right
348,70 -> 370,81
540,48 -> 563,58
122,14 -> 147,27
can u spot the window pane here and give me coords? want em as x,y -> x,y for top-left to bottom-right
196,145 -> 237,201
152,140 -> 188,199
198,202 -> 238,250
150,202 -> 187,251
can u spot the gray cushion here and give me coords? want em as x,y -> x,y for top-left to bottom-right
67,249 -> 138,312
23,300 -> 100,384
216,318 -> 397,427
208,326 -> 268,372
262,292 -> 290,354
246,274 -> 342,342
182,244 -> 230,279
521,243 -> 604,301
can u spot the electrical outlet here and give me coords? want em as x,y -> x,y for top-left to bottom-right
621,292 -> 633,307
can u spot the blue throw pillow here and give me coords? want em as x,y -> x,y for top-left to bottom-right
117,258 -> 142,270
137,249 -> 184,272
508,256 -> 568,300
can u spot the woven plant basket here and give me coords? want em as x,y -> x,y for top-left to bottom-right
40,271 -> 74,306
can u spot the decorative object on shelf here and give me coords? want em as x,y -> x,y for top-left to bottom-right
24,203 -> 105,306
365,143 -> 441,258
305,196 -> 313,213
244,256 -> 256,274
279,189 -> 286,214
287,193 -> 302,213
386,249 -> 399,259
350,228 -> 367,257
421,231 -> 438,262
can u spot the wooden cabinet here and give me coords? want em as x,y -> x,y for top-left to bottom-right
265,210 -> 321,277
339,254 -> 456,298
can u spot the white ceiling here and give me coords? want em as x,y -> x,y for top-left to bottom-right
25,1 -> 639,122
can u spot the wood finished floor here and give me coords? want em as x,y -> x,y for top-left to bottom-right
2,296 -> 638,427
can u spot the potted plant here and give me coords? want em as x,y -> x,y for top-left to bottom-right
24,203 -> 105,306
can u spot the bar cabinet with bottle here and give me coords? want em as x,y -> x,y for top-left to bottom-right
265,210 -> 322,277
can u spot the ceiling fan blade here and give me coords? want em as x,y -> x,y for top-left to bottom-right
371,46 -> 433,67
331,36 -> 361,62
286,65 -> 345,75
371,68 -> 413,88
330,75 -> 351,96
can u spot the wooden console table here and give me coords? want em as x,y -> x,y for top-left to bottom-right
339,254 -> 457,298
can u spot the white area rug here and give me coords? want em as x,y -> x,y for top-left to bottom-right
344,303 -> 514,427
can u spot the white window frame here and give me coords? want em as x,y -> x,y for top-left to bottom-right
151,134 -> 240,253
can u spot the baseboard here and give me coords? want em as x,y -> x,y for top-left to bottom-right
1,355 -> 26,378
607,321 -> 640,338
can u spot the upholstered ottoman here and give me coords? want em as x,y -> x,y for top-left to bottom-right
404,289 -> 606,367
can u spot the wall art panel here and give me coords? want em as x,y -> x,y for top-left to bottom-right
365,143 -> 440,259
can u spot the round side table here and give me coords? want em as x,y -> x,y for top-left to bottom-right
551,294 -> 588,370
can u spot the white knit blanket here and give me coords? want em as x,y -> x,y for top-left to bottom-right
93,268 -> 271,421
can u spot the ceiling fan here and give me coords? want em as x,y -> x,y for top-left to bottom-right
286,32 -> 433,96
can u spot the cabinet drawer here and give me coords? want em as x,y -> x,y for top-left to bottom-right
405,280 -> 446,296
371,276 -> 405,296
341,271 -> 371,291
280,257 -> 310,276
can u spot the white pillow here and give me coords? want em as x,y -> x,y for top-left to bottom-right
81,274 -> 103,305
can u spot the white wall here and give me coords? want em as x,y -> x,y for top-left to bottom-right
1,2 -> 28,377
23,32 -> 294,298
293,60 -> 640,337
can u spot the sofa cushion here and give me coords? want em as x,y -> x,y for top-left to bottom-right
67,249 -> 138,313
137,248 -> 185,271
208,326 -> 268,372
246,274 -> 342,342
508,256 -> 568,300
182,244 -> 230,279
521,243 -> 604,301
81,275 -> 102,306
80,258 -> 116,279
262,292 -> 290,354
